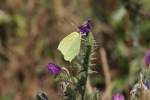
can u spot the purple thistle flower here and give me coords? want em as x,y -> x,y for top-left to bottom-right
144,49 -> 150,66
47,62 -> 61,75
113,93 -> 125,100
78,19 -> 92,36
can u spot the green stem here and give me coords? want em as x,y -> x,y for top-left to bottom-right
82,45 -> 91,100
76,36 -> 91,100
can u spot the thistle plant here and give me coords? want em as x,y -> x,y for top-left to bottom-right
130,49 -> 150,100
46,20 -> 99,100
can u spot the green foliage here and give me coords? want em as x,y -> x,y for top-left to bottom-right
110,7 -> 126,27
0,93 -> 14,100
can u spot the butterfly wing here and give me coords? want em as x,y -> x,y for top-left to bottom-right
58,32 -> 81,62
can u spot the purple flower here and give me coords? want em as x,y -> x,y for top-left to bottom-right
78,19 -> 92,36
144,49 -> 150,66
47,62 -> 61,75
113,93 -> 125,100
144,79 -> 150,89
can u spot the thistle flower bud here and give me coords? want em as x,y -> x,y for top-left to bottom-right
144,49 -> 150,66
113,93 -> 125,100
47,62 -> 61,75
78,19 -> 91,36
144,79 -> 150,89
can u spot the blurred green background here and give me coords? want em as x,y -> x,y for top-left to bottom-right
0,0 -> 150,100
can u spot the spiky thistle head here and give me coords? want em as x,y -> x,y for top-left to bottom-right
78,19 -> 92,36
